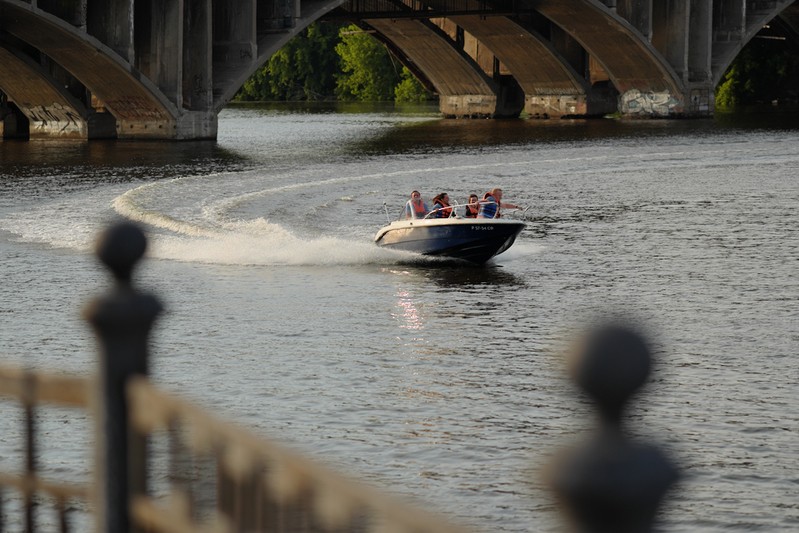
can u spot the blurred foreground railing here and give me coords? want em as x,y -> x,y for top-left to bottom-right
0,367 -> 93,532
127,377 -> 464,533
0,221 -> 679,532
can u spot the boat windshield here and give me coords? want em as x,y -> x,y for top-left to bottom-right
423,201 -> 498,220
422,204 -> 459,219
396,200 -> 500,221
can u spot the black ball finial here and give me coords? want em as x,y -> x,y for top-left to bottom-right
95,221 -> 147,284
548,323 -> 679,533
569,324 -> 651,423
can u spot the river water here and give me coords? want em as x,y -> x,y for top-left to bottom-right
1,104 -> 797,531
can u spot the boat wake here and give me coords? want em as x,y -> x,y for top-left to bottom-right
1,155 -> 547,267
109,179 -> 408,266
144,222 -> 399,267
0,181 -> 404,267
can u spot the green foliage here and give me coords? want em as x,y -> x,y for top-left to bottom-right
394,67 -> 433,103
715,36 -> 799,111
335,25 -> 401,101
235,22 -> 342,101
235,22 -> 431,103
715,65 -> 739,111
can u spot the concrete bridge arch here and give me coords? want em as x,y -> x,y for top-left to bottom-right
711,1 -> 799,86
529,0 -> 686,116
1,0 -> 797,140
0,0 -> 348,139
0,2 -> 176,139
334,0 -> 798,118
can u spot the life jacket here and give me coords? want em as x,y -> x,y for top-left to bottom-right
407,199 -> 427,219
433,201 -> 453,218
464,203 -> 479,218
477,195 -> 499,219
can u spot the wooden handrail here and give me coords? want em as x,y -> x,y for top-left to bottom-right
131,494 -> 233,533
0,472 -> 90,500
128,376 -> 468,533
0,365 -> 91,407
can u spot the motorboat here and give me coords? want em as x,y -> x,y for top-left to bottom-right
374,204 -> 525,264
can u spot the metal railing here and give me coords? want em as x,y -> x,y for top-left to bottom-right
336,0 -> 526,18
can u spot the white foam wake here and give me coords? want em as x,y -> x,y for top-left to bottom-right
147,219 -> 401,266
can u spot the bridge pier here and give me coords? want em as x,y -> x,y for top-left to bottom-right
0,94 -> 120,141
175,111 -> 218,140
526,95 -> 587,118
617,88 -> 684,116
440,95 -> 497,118
0,101 -> 28,139
616,84 -> 715,118
525,86 -> 619,119
21,103 -> 87,139
111,112 -> 216,140
685,85 -> 715,116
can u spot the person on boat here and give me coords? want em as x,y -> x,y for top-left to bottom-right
464,194 -> 480,218
404,190 -> 429,219
431,192 -> 453,218
477,188 -> 519,219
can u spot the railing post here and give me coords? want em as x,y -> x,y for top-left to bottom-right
547,324 -> 679,533
84,222 -> 162,533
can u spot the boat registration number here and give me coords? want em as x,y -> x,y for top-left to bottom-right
471,226 -> 494,230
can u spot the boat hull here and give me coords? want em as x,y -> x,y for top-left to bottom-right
374,219 -> 524,264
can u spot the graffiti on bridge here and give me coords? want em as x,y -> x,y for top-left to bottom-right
22,103 -> 84,135
620,89 -> 681,116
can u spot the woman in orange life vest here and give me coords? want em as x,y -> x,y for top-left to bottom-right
404,190 -> 429,219
464,193 -> 479,218
431,192 -> 453,218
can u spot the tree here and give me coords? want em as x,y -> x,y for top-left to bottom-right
394,67 -> 433,103
236,22 -> 342,101
234,22 -> 435,104
335,25 -> 401,101
716,64 -> 740,110
715,34 -> 799,111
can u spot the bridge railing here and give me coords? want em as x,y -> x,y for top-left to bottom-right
126,376 -> 465,533
339,0 -> 525,17
0,365 -> 464,533
0,366 -> 93,532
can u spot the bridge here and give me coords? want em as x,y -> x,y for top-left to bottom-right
1,0 -> 797,140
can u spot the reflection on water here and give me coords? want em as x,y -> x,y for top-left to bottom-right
419,264 -> 526,289
381,259 -> 526,288
394,288 -> 425,331
0,139 -> 247,200
713,106 -> 799,130
230,100 -> 438,116
0,139 -> 240,171
348,109 -> 799,156
351,116 -> 706,155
